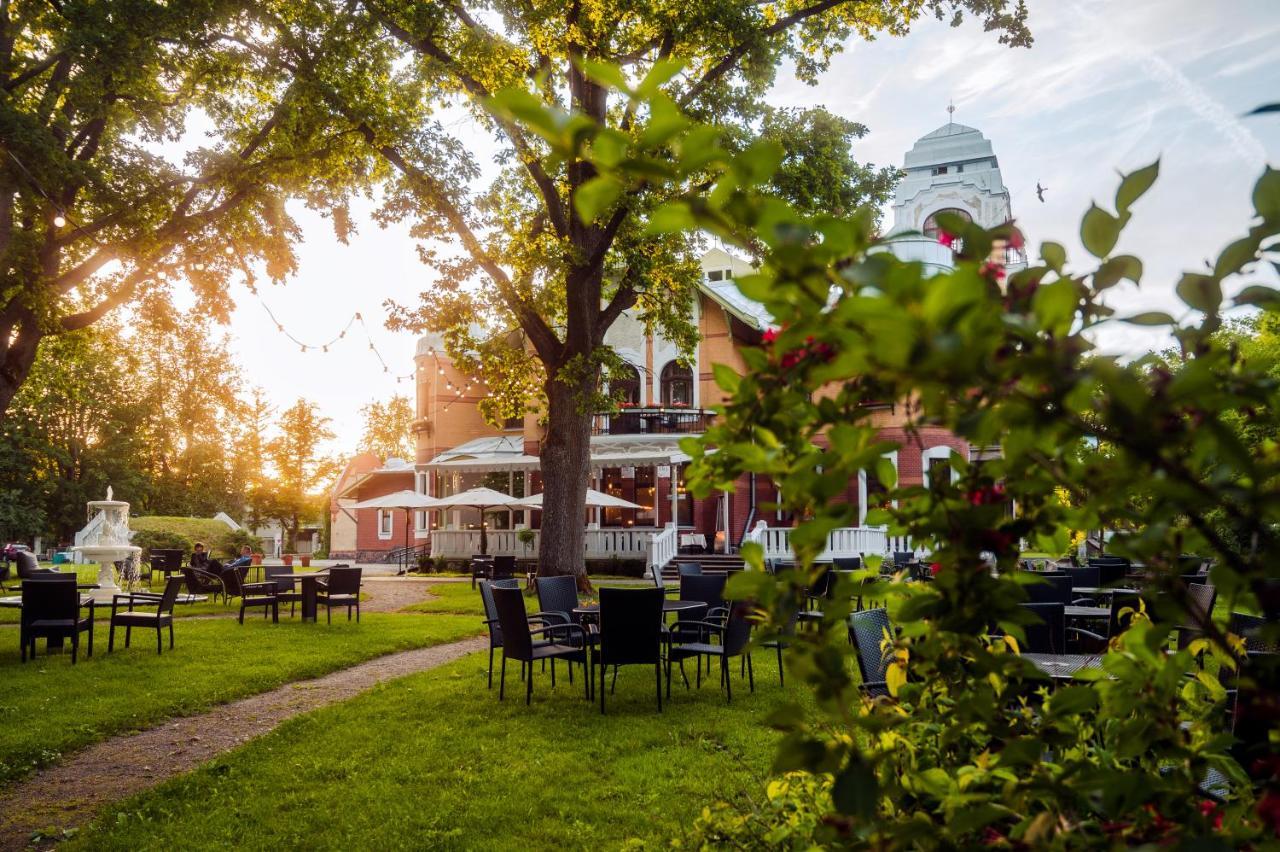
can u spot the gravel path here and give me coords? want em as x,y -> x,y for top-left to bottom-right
0,636 -> 485,848
0,577 -> 479,848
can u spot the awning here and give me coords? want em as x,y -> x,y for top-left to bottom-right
425,453 -> 542,473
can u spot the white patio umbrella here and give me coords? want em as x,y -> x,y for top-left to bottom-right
350,490 -> 443,570
515,488 -> 649,512
425,487 -> 528,555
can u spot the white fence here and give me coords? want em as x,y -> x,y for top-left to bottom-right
430,526 -> 677,569
760,526 -> 920,562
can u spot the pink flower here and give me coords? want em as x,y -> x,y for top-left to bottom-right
762,327 -> 779,344
938,231 -> 956,248
1006,226 -> 1025,250
929,562 -> 942,576
980,261 -> 1006,282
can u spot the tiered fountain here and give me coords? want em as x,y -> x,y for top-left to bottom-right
72,487 -> 142,601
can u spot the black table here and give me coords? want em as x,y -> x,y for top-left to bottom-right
1023,653 -> 1103,680
1073,586 -> 1139,598
1064,605 -> 1111,620
276,572 -> 329,622
0,594 -> 95,650
573,599 -> 706,618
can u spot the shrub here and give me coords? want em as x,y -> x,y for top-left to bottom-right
212,528 -> 261,559
131,528 -> 193,561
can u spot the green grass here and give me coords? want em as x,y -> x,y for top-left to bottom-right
399,582 -> 488,616
0,612 -> 482,785
129,515 -> 237,545
72,649 -> 790,850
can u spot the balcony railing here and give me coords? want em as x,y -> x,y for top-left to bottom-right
592,406 -> 714,436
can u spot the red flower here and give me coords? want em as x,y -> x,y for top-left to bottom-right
780,350 -> 803,369
762,327 -> 779,344
938,230 -> 956,248
1006,225 -> 1026,250
1198,799 -> 1224,831
1259,790 -> 1280,835
929,562 -> 942,576
980,261 -> 1007,282
967,483 -> 1006,506
978,529 -> 1015,554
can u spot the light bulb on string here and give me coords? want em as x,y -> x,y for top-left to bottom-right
300,344 -> 307,353
225,245 -> 235,255
322,345 -> 328,353
53,214 -> 66,228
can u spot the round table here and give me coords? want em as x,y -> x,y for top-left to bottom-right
275,572 -> 331,622
573,599 -> 706,618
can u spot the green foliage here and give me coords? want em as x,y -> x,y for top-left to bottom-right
265,400 -> 338,552
359,395 -> 415,461
567,83 -> 1280,846
130,528 -> 194,561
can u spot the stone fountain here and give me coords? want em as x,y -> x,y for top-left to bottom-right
72,487 -> 142,601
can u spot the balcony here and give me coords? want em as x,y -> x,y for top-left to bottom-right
592,406 -> 714,436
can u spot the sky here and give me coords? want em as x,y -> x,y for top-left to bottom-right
189,0 -> 1280,452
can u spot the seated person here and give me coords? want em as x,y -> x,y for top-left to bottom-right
189,542 -> 223,574
222,545 -> 253,575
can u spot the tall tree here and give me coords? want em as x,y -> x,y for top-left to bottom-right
235,387 -> 276,530
0,0 -> 362,412
267,399 -> 337,552
260,0 -> 1030,582
359,394 -> 415,461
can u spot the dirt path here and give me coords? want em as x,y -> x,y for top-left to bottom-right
0,635 -> 486,849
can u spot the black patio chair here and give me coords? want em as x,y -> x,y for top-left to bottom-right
594,587 -> 665,713
1175,583 -> 1218,651
492,555 -> 517,580
1229,612 -> 1278,654
479,578 -> 526,689
760,605 -> 801,687
225,568 -> 282,624
108,576 -> 183,654
182,566 -> 224,603
470,554 -> 495,589
799,568 -> 834,626
833,556 -> 862,571
1019,602 -> 1067,654
668,600 -> 754,701
678,562 -> 702,578
848,608 -> 894,697
264,565 -> 303,617
318,566 -> 362,623
1063,565 -> 1100,593
892,551 -> 915,568
651,566 -> 679,596
1024,573 -> 1073,605
1070,592 -> 1142,653
675,573 -> 727,637
21,577 -> 93,663
534,575 -> 581,629
9,550 -> 57,590
491,585 -> 590,704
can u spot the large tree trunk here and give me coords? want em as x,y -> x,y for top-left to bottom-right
536,361 -> 596,591
0,307 -> 42,414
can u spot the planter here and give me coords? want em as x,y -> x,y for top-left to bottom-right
251,553 -> 263,566
282,554 -> 294,567
300,555 -> 312,567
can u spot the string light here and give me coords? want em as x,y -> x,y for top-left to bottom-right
53,215 -> 66,228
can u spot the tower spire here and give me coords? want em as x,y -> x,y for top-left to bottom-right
947,99 -> 955,127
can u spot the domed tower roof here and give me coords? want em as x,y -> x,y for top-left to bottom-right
888,117 -> 1013,236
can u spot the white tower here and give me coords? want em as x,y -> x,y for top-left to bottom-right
885,108 -> 1024,274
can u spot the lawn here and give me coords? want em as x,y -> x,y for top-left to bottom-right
71,648 -> 792,850
0,612 -> 482,785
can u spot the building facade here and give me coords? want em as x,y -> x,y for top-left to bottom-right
401,121 -> 1019,564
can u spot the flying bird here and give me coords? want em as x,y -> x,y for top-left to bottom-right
1035,182 -> 1048,203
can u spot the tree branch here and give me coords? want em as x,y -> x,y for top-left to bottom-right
3,49 -> 64,91
680,0 -> 858,107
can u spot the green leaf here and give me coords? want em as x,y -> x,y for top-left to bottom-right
1175,273 -> 1223,314
1253,167 -> 1280,221
712,363 -> 740,393
573,176 -> 622,223
1040,241 -> 1067,271
1080,204 -> 1121,258
874,456 -> 897,490
1122,311 -> 1176,326
1234,284 -> 1280,309
638,93 -> 688,147
1115,159 -> 1160,217
1048,685 -> 1098,716
636,58 -> 685,96
577,59 -> 631,95
643,202 -> 695,235
734,140 -> 784,186
589,130 -> 630,168
831,759 -> 878,818
1032,278 -> 1078,332
1214,236 -> 1259,278
1093,255 -> 1143,290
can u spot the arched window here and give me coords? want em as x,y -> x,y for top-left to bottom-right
922,208 -> 972,242
613,363 -> 641,406
660,361 -> 693,407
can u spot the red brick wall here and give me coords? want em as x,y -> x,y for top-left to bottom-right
353,472 -> 416,554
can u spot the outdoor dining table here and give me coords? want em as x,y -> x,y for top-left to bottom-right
572,599 -> 706,620
1022,653 -> 1104,681
1064,605 -> 1111,620
275,572 -> 330,623
1072,586 -> 1140,599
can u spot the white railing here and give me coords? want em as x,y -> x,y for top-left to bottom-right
428,527 -> 670,562
761,526 -> 918,562
647,524 -> 679,575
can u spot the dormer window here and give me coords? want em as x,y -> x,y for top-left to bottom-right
707,270 -> 723,281
932,165 -> 948,176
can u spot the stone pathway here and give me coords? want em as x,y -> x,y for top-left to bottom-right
0,635 -> 486,848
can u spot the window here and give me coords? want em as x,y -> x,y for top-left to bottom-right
931,165 -> 948,176
857,452 -> 898,525
601,466 -> 657,527
377,509 -> 393,539
923,208 -> 973,243
922,446 -> 960,489
676,466 -> 694,527
613,363 -> 641,406
955,164 -> 964,173
416,472 -> 430,533
660,361 -> 693,407
707,270 -> 723,281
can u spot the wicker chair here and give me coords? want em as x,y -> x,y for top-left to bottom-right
1019,602 -> 1067,654
21,577 -> 93,663
491,585 -> 590,704
479,578 -> 526,689
848,608 -> 893,697
1175,583 -> 1218,650
182,566 -> 224,603
594,587 -> 665,713
668,600 -> 754,701
108,576 -> 183,654
318,566 -> 362,623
